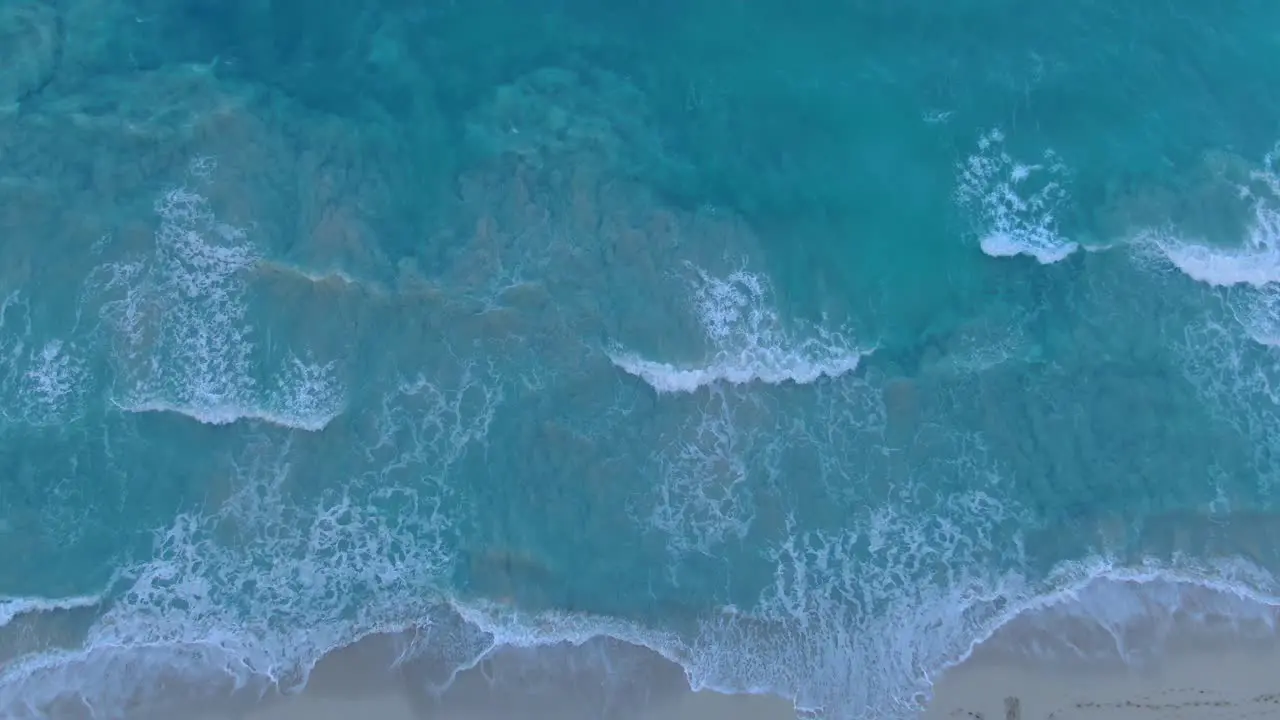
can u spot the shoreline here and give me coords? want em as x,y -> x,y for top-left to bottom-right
186,632 -> 801,720
189,636 -> 1280,720
19,570 -> 1280,720
169,619 -> 1280,720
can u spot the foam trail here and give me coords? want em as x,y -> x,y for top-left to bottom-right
92,182 -> 344,431
0,292 -> 88,427
610,269 -> 867,393
957,129 -> 1077,264
121,400 -> 337,432
646,386 -> 774,555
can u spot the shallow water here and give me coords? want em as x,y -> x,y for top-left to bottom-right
3,1 -> 1280,718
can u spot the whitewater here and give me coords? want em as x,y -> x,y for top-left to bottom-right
5,2 -> 1280,719
6,147 -> 1280,717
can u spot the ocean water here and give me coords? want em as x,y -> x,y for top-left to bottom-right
3,1 -> 1280,718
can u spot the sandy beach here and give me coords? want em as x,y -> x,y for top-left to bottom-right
923,608 -> 1280,720
196,686 -> 796,720
184,619 -> 1280,720
924,643 -> 1280,720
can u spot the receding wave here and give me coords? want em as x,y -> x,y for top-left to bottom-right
609,269 -> 868,393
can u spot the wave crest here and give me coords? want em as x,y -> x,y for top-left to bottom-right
610,269 -> 868,393
1153,143 -> 1280,348
957,129 -> 1077,264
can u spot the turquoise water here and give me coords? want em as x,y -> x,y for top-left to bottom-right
4,1 -> 1280,718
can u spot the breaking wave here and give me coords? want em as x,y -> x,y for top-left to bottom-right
1152,143 -> 1280,348
956,129 -> 1077,264
609,269 -> 868,393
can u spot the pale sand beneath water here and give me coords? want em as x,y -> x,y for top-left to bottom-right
185,629 -> 1280,720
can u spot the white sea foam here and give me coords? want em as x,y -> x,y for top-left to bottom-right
4,498 -> 1280,720
1152,144 -> 1280,291
121,353 -> 344,432
957,129 -> 1077,264
389,555 -> 1280,720
645,385 -> 781,556
1179,310 -> 1280,495
0,595 -> 101,629
0,367 -> 502,718
11,165 -> 1280,720
1153,143 -> 1280,348
0,292 -> 89,428
0,449 -> 455,716
675,481 -> 1030,717
1157,238 -> 1280,288
610,269 -> 868,393
92,182 -> 344,431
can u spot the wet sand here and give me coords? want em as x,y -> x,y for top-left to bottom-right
189,633 -> 799,720
188,622 -> 1280,720
925,629 -> 1280,720
200,689 -> 796,720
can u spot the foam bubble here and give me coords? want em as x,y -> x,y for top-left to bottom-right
1156,237 -> 1280,288
121,352 -> 344,432
1178,312 -> 1280,492
363,366 -> 504,489
957,129 -> 1077,264
399,489 -> 1280,720
610,269 -> 868,393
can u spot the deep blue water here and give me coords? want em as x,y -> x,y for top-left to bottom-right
3,1 -> 1280,718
